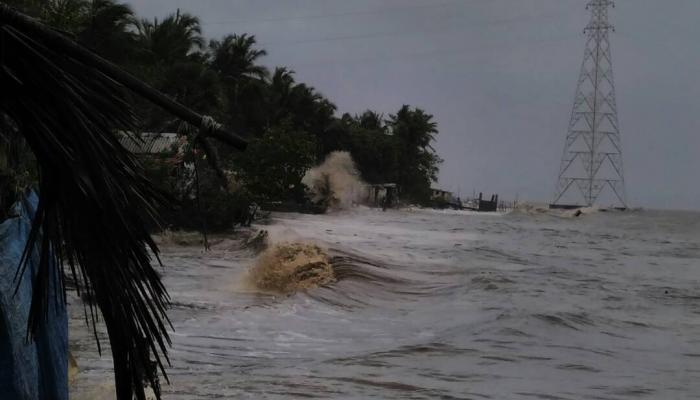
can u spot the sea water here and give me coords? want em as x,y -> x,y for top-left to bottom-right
69,207 -> 700,399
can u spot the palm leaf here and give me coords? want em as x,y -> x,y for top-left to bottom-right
1,9 -> 171,400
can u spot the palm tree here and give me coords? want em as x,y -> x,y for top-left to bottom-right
267,67 -> 335,131
357,110 -> 385,132
209,33 -> 268,82
132,10 -> 211,130
209,34 -> 269,135
78,0 -> 137,64
264,67 -> 337,159
389,105 -> 438,149
1,1 -> 137,64
267,67 -> 296,121
40,0 -> 88,32
388,106 -> 441,202
135,9 -> 204,66
1,0 -> 54,18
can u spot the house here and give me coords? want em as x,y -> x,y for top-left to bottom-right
431,188 -> 454,203
463,192 -> 500,212
117,132 -> 193,196
117,132 -> 185,156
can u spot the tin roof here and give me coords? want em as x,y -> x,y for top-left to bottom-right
118,132 -> 183,154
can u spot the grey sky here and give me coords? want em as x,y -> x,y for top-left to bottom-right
127,0 -> 700,210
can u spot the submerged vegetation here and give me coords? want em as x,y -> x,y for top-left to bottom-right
1,0 -> 443,228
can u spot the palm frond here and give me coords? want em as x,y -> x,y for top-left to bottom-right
1,10 -> 171,400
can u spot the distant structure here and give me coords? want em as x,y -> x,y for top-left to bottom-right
551,0 -> 627,209
430,188 -> 454,203
462,192 -> 501,212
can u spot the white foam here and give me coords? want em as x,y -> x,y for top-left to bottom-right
301,151 -> 364,210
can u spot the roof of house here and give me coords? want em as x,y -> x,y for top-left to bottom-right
118,132 -> 183,154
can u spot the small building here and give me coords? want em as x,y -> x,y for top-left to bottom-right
117,132 -> 185,156
117,132 -> 192,196
431,188 -> 454,203
476,193 -> 498,212
463,193 -> 500,212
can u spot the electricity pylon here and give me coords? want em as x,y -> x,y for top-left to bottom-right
551,0 -> 627,209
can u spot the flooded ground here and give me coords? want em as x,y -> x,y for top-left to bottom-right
70,207 -> 700,399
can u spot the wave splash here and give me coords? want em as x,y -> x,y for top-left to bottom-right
245,238 -> 414,302
301,151 -> 364,210
247,242 -> 336,293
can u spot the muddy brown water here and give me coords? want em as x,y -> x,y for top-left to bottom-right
70,207 -> 700,399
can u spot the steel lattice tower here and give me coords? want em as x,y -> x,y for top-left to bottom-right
551,0 -> 627,209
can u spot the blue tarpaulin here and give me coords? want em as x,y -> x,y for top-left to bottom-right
0,192 -> 68,399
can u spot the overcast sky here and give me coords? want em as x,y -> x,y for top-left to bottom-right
127,0 -> 700,210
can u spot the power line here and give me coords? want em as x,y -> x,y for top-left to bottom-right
201,0 -> 464,26
284,32 -> 578,70
258,11 -> 558,48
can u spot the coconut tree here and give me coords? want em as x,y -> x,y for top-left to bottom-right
77,0 -> 137,64
209,33 -> 268,83
388,105 -> 442,203
2,1 -> 138,64
133,10 -> 212,130
266,66 -> 296,126
39,0 -> 87,31
135,10 -> 204,67
357,110 -> 385,132
266,67 -> 335,134
208,34 -> 269,135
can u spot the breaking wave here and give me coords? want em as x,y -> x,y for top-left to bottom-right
302,151 -> 365,210
245,241 -> 417,303
246,242 -> 336,293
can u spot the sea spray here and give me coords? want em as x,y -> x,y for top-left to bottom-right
302,151 -> 364,210
247,242 -> 335,293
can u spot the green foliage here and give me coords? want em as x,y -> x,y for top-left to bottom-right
78,0 -> 137,64
138,153 -> 255,232
266,67 -> 336,143
171,167 -> 255,232
209,33 -> 268,82
209,34 -> 269,135
135,10 -> 203,65
0,3 -> 447,399
2,0 -> 443,218
388,105 -> 443,204
6,1 -> 137,64
234,123 -> 316,202
321,113 -> 396,184
319,108 -> 442,205
40,0 -> 88,32
0,125 -> 37,219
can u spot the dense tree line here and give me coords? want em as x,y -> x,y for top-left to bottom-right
2,0 -> 443,227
